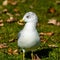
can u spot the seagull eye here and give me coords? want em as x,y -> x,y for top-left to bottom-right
26,16 -> 29,18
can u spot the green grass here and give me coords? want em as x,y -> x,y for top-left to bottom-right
0,0 -> 60,60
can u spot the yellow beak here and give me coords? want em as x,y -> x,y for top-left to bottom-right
19,19 -> 25,23
17,19 -> 25,26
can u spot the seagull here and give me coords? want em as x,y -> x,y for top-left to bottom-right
18,12 -> 40,60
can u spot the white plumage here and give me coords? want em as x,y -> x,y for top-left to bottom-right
18,12 -> 40,49
18,12 -> 40,60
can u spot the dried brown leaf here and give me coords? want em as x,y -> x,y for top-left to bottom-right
48,44 -> 58,48
48,18 -> 60,26
8,48 -> 19,55
40,32 -> 54,36
6,16 -> 16,23
46,32 -> 54,36
2,0 -> 8,6
11,1 -> 17,5
9,1 -> 17,5
0,20 -> 3,23
56,22 -> 60,26
48,18 -> 57,25
40,32 -> 45,36
3,9 -> 8,13
8,48 -> 13,55
48,7 -> 56,13
0,43 -> 8,49
41,39 -> 47,43
6,13 -> 13,16
9,39 -> 15,42
33,54 -> 41,60
56,1 -> 60,5
13,49 -> 19,55
0,23 -> 4,27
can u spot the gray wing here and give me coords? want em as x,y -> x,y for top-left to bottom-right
18,31 -> 22,39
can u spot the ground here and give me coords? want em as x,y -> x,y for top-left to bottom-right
0,0 -> 60,60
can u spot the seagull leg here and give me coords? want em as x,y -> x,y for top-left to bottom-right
22,49 -> 25,60
31,51 -> 34,60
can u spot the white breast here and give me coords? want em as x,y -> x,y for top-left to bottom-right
18,23 -> 40,48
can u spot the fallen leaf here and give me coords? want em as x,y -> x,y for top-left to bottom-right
56,22 -> 60,26
8,48 -> 19,55
40,39 -> 47,44
33,54 -> 41,60
0,43 -> 8,49
3,9 -> 8,13
6,16 -> 16,23
2,0 -> 8,6
10,16 -> 14,20
46,32 -> 54,36
48,7 -> 56,13
0,23 -> 4,27
8,1 -> 17,5
8,48 -> 13,55
56,1 -> 60,5
48,44 -> 58,48
40,32 -> 54,36
9,39 -> 15,42
11,1 -> 17,5
13,49 -> 19,55
6,12 -> 13,16
48,18 -> 57,25
0,20 -> 3,23
39,32 -> 45,36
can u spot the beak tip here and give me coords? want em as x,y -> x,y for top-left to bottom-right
19,19 -> 24,23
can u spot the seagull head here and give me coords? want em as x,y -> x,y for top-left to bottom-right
20,12 -> 38,24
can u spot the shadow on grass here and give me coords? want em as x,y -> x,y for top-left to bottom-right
25,48 -> 53,59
